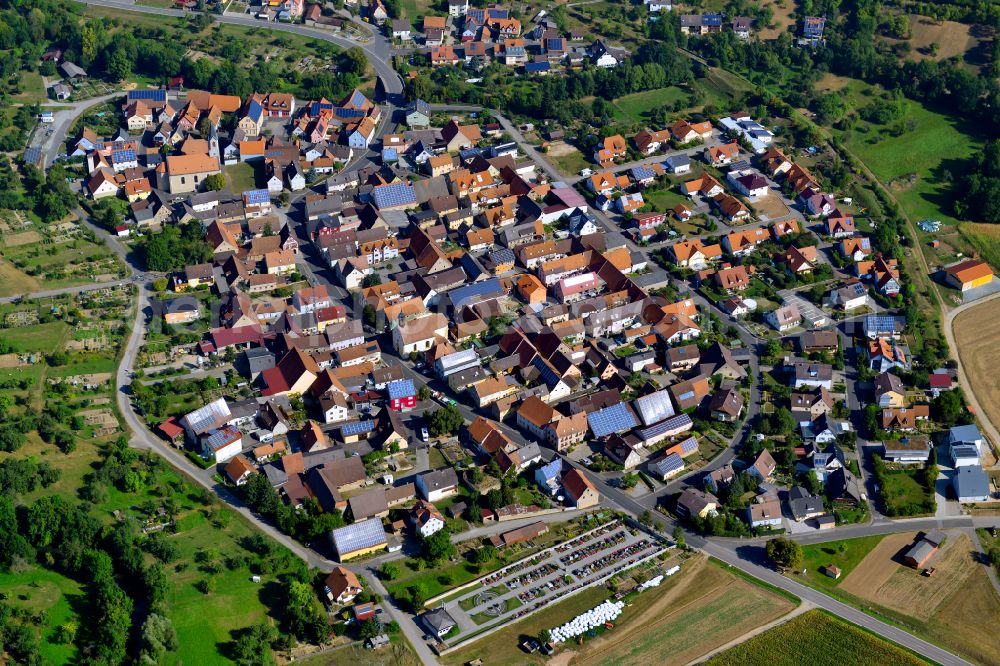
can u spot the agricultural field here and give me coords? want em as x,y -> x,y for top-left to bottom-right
952,297 -> 1000,444
564,557 -> 796,666
795,531 -> 1000,665
825,79 -> 981,228
704,610 -> 930,666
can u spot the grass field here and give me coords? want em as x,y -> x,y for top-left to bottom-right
1,320 -> 70,353
0,255 -> 40,295
548,143 -> 592,177
611,87 -> 689,123
11,71 -> 48,103
884,15 -> 988,69
567,557 -> 796,666
798,535 -> 886,590
645,188 -> 690,214
953,297 -> 1000,447
958,223 -> 1000,271
877,465 -> 934,516
225,162 -> 259,192
0,567 -> 84,665
829,80 -> 980,227
705,610 -> 929,665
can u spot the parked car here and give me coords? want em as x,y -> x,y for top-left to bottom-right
420,427 -> 429,442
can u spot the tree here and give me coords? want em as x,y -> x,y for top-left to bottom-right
203,173 -> 227,191
425,405 -> 463,437
139,613 -> 178,664
378,562 -> 400,580
233,623 -> 277,666
672,526 -> 686,550
359,618 -> 382,641
152,277 -> 169,292
422,527 -> 455,564
765,537 -> 803,571
362,273 -> 382,288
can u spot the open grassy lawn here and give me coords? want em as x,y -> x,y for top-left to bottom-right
695,68 -> 752,107
549,146 -> 592,178
0,320 -> 69,353
225,162 -> 259,193
877,466 -> 934,516
705,610 -> 930,666
611,87 -> 689,124
294,637 -> 422,666
0,567 -> 84,665
11,71 -> 48,103
958,223 -> 1000,271
645,188 -> 691,214
798,535 -> 886,590
830,80 -> 980,226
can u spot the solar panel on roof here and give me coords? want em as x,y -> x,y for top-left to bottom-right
371,183 -> 417,209
112,149 -> 136,163
680,437 -> 698,454
653,452 -> 684,475
387,379 -> 415,400
636,413 -> 693,441
331,517 -> 387,556
532,357 -> 560,388
129,89 -> 166,101
243,189 -> 270,204
341,420 -> 375,436
587,403 -> 638,438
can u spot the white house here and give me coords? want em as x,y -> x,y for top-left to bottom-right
392,313 -> 449,355
746,500 -> 783,528
415,468 -> 458,502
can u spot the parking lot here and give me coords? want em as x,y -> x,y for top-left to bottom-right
437,520 -> 666,641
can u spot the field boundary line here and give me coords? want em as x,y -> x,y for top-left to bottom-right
682,601 -> 814,666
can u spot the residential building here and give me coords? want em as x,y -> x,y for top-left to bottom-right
562,468 -> 600,508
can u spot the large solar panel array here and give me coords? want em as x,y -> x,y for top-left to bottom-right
243,189 -> 270,204
587,403 -> 638,439
341,420 -> 375,436
450,278 -> 502,309
632,390 -> 676,426
864,315 -> 901,333
184,398 -> 231,435
331,517 -> 387,556
371,183 -> 417,209
129,89 -> 166,102
387,379 -> 415,400
636,413 -> 693,441
112,149 -> 136,163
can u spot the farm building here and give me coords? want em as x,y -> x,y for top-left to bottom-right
902,539 -> 937,569
942,259 -> 993,292
953,466 -> 990,503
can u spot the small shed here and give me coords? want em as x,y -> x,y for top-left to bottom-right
823,565 -> 841,579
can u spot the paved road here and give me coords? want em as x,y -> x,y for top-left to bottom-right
39,92 -> 122,167
0,278 -> 130,305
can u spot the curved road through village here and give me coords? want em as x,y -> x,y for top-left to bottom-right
37,4 -> 990,664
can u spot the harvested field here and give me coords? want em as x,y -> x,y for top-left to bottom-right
872,533 -> 975,620
927,562 -> 1000,665
900,16 -> 987,65
566,557 -> 796,666
839,532 -> 914,598
953,298 -> 1000,448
